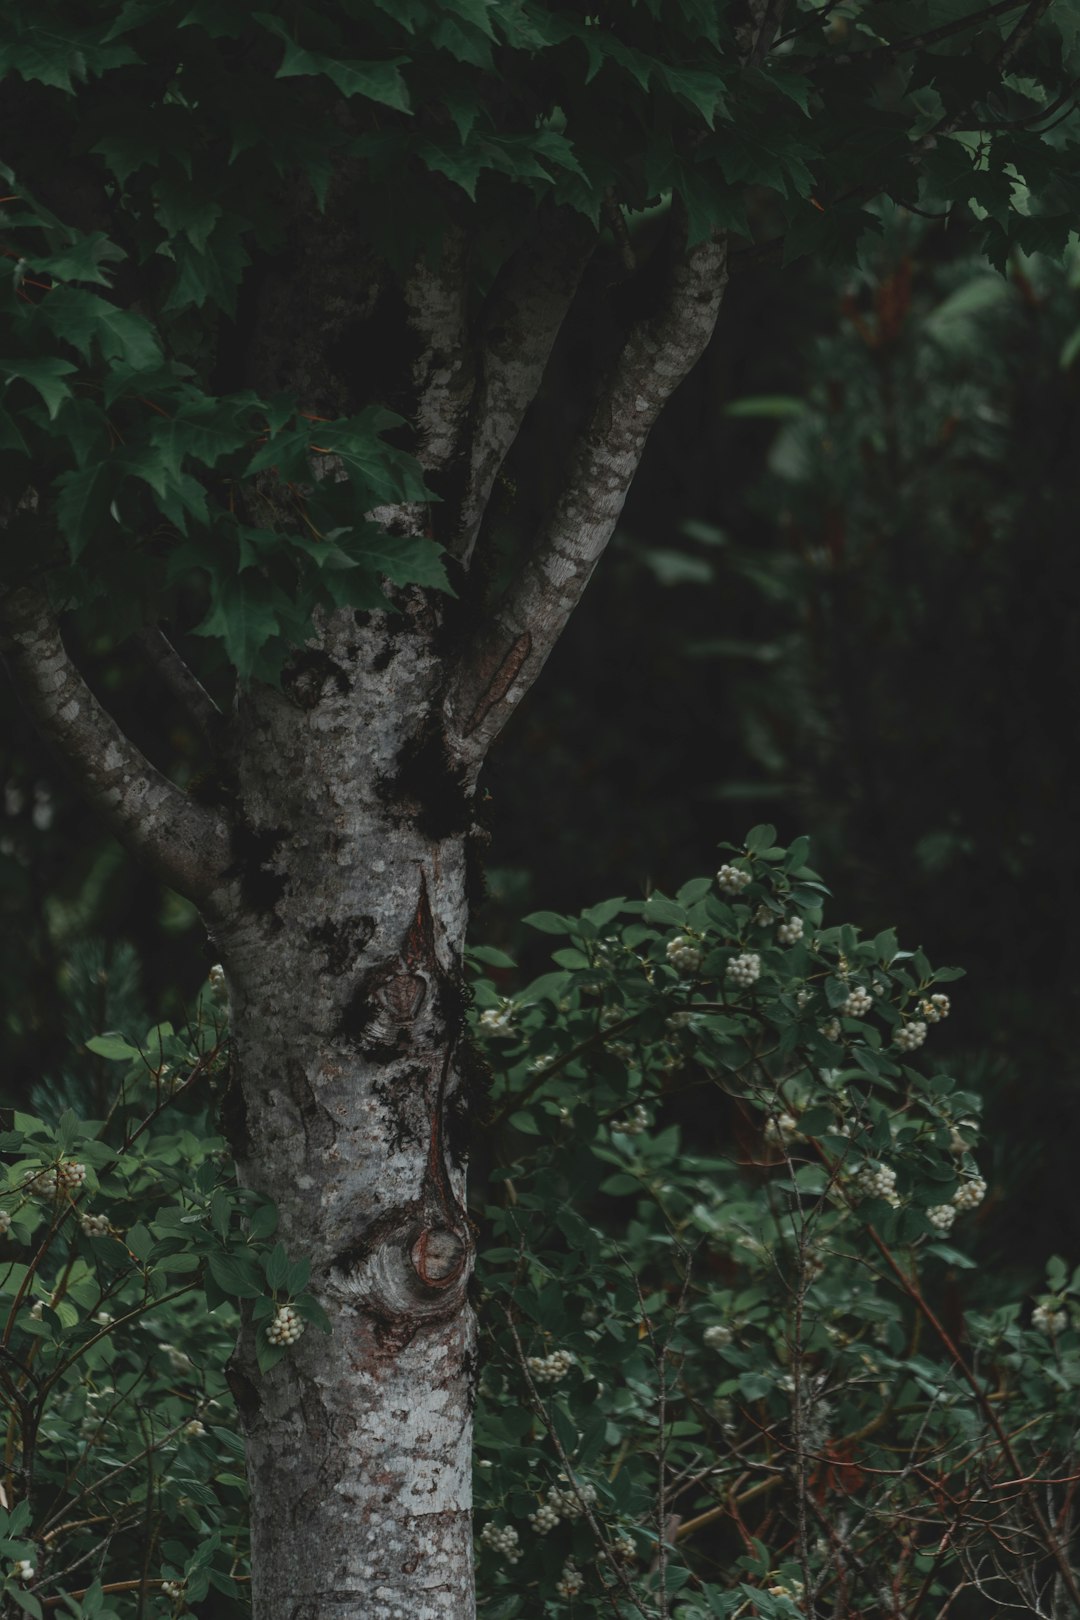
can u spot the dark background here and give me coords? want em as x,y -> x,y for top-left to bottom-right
4,206 -> 1078,1278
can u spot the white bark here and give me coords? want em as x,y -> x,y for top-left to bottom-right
207,612 -> 476,1620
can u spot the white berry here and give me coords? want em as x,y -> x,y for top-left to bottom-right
952,1176 -> 986,1211
926,1204 -> 956,1232
726,952 -> 761,988
528,1501 -> 560,1532
894,1020 -> 927,1052
920,993 -> 951,1023
480,1522 -> 521,1563
777,916 -> 804,945
161,1579 -> 184,1599
821,1018 -> 842,1042
764,1112 -> 801,1147
615,1103 -> 649,1136
479,1003 -> 515,1036
527,1348 -> 574,1384
80,1213 -> 111,1237
12,1561 -> 34,1582
183,1419 -> 206,1438
853,1162 -> 899,1205
0,1209 -> 11,1235
666,935 -> 703,975
266,1305 -> 306,1346
717,863 -> 752,894
1033,1301 -> 1068,1335
555,1558 -> 584,1597
703,1323 -> 733,1349
841,986 -> 873,1018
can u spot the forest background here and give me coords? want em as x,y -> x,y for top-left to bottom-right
4,191 -> 1077,1285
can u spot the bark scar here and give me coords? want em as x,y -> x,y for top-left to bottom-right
464,631 -> 531,735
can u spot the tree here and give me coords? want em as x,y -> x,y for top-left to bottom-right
1,2 -> 1077,1614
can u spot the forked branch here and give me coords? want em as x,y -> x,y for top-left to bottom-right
447,218 -> 729,765
1,585 -> 230,905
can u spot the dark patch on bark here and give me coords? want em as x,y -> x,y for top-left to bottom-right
371,634 -> 398,672
383,718 -> 473,840
306,914 -> 376,978
225,1356 -> 261,1425
225,821 -> 287,916
371,1065 -> 429,1154
335,284 -> 424,426
465,821 -> 490,916
447,1031 -> 491,1170
219,1047 -> 251,1158
336,964 -> 415,1059
282,646 -> 351,710
293,1063 -> 338,1156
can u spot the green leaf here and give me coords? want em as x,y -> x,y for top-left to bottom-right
54,463 -> 117,560
264,1242 -> 289,1291
207,1251 -> 265,1300
745,824 -> 778,852
84,1033 -> 141,1061
192,572 -> 282,679
1,356 -> 77,418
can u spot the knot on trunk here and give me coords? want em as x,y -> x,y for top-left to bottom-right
329,1215 -> 472,1324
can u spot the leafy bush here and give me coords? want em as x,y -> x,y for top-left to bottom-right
470,830 -> 1080,1617
4,832 -> 1078,1617
0,976 -> 325,1619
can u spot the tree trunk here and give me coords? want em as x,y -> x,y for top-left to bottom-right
209,607 -> 477,1620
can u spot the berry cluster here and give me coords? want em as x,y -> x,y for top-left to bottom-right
480,1522 -> 522,1564
528,1500 -> 560,1533
80,1213 -> 111,1237
161,1579 -> 185,1599
919,993 -> 951,1023
11,1561 -> 34,1583
926,1204 -> 956,1233
615,1103 -> 649,1136
183,1419 -> 206,1438
716,863 -> 752,894
726,952 -> 761,988
854,1162 -> 900,1205
526,1348 -> 574,1384
0,1209 -> 11,1235
952,1176 -> 987,1211
666,935 -> 703,975
764,1112 -> 801,1147
548,1480 -> 597,1520
1033,1301 -> 1068,1335
555,1559 -> 584,1598
208,963 -> 226,992
841,986 -> 873,1018
703,1323 -> 733,1349
479,1003 -> 515,1036
266,1305 -> 306,1346
894,1020 -> 927,1052
777,915 -> 804,944
821,1018 -> 842,1042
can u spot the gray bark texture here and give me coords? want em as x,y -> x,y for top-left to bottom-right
0,202 -> 729,1619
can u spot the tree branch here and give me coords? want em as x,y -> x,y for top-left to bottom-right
133,626 -> 226,748
1,585 -> 230,905
450,204 -> 597,564
404,222 -> 474,480
446,220 -> 728,765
